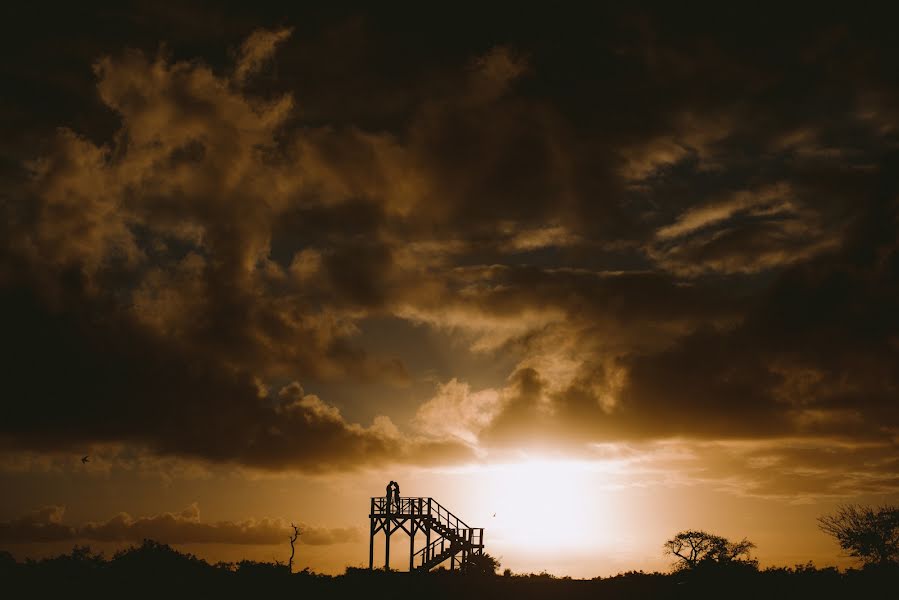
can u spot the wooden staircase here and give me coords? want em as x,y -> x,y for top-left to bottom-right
369,496 -> 484,572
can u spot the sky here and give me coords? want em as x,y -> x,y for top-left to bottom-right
1,2 -> 898,577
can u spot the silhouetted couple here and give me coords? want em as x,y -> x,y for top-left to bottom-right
386,480 -> 401,513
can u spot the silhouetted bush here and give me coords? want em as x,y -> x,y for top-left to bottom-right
3,540 -> 899,599
466,552 -> 501,575
109,539 -> 214,579
0,549 -> 15,575
29,544 -> 105,578
234,558 -> 290,577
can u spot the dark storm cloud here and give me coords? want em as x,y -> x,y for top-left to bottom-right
646,183 -> 841,275
0,277 -> 466,470
0,18 -> 586,469
612,181 -> 899,441
0,30 -> 460,471
2,4 -> 899,483
0,504 -> 360,546
467,186 -> 899,448
0,506 -> 73,543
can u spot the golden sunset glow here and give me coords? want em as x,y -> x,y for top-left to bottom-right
2,3 -> 899,582
462,459 -> 616,551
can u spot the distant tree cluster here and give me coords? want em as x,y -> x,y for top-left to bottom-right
661,504 -> 899,574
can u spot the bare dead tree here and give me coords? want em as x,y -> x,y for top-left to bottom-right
288,523 -> 301,573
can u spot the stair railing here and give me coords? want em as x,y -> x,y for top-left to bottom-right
428,497 -> 469,530
371,497 -> 470,530
370,496 -> 484,570
413,536 -> 455,569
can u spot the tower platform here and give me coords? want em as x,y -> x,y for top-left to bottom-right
369,496 -> 484,572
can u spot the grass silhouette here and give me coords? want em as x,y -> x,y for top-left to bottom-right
2,539 -> 897,599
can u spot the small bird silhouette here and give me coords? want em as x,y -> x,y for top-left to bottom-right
492,513 -> 496,517
81,456 -> 90,464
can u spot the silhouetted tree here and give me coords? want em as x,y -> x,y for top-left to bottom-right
818,504 -> 899,566
663,530 -> 756,571
288,523 -> 301,573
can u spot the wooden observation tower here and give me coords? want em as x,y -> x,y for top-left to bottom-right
368,494 -> 485,572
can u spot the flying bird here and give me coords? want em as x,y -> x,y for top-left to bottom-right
81,455 -> 90,464
492,513 -> 496,517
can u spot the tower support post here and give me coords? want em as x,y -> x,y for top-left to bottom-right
369,498 -> 375,569
385,517 -> 391,570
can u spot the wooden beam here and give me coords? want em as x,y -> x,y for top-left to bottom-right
409,517 -> 416,571
425,519 -> 431,565
368,512 -> 374,570
385,516 -> 390,570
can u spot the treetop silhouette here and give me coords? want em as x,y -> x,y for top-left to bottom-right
818,504 -> 899,567
664,530 -> 757,571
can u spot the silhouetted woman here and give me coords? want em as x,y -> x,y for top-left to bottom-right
393,481 -> 401,512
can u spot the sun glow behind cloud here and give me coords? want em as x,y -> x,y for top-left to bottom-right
4,6 -> 899,579
482,460 -> 617,552
434,457 -> 637,556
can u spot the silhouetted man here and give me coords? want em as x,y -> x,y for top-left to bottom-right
386,481 -> 394,513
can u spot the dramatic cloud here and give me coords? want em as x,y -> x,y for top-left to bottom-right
0,28 -> 474,471
649,183 -> 840,275
234,26 -> 294,84
414,379 -> 503,446
0,504 -> 360,546
1,7 -> 898,491
0,506 -> 73,543
581,437 -> 899,502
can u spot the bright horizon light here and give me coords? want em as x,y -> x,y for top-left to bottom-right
434,457 -> 634,554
